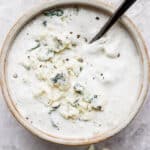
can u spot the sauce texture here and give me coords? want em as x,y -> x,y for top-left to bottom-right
7,6 -> 142,138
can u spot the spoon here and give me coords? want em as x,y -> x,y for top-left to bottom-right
89,0 -> 137,44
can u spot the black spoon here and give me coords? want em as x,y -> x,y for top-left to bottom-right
89,0 -> 137,44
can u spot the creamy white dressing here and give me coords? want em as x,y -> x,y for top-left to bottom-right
6,7 -> 142,138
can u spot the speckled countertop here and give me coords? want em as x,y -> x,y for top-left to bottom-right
0,0 -> 150,150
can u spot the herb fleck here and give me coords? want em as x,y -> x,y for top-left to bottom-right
49,105 -> 60,114
53,65 -> 57,69
28,42 -> 40,51
61,15 -> 68,21
43,9 -> 64,17
74,5 -> 80,13
50,117 -> 60,130
93,106 -> 102,111
54,38 -> 63,49
43,43 -> 48,46
84,37 -> 88,42
42,20 -> 47,26
77,57 -> 84,63
73,83 -> 84,94
51,73 -> 65,84
117,53 -> 120,57
77,34 -> 81,39
80,67 -> 83,72
94,95 -> 98,98
35,39 -> 40,43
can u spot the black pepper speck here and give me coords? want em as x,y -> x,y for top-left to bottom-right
95,16 -> 100,20
42,20 -> 47,26
84,37 -> 88,42
117,53 -> 120,57
26,117 -> 29,120
66,58 -> 69,61
13,73 -> 18,78
77,34 -> 81,39
92,77 -> 95,80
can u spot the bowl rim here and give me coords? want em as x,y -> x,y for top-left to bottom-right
0,0 -> 149,146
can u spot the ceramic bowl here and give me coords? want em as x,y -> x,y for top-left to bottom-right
0,0 -> 149,146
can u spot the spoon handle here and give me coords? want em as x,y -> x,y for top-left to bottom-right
90,0 -> 137,43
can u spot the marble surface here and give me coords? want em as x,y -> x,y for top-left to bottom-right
0,0 -> 150,150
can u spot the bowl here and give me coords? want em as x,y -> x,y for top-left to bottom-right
0,0 -> 149,146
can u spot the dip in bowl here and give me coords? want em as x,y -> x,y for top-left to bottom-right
0,0 -> 149,145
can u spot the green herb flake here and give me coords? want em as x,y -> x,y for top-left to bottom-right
50,117 -> 60,130
51,73 -> 65,84
71,99 -> 79,107
61,15 -> 68,21
71,43 -> 77,47
43,9 -> 64,17
28,42 -> 40,52
51,122 -> 59,130
48,105 -> 60,114
80,66 -> 83,72
74,5 -> 80,13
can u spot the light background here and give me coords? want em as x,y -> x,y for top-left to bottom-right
0,0 -> 150,150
